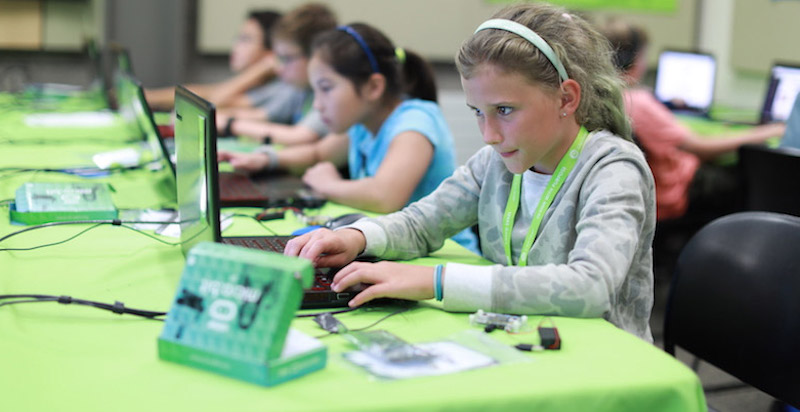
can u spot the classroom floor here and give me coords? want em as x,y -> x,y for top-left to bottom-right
432,64 -> 780,412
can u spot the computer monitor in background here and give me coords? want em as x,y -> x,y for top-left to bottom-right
86,38 -> 110,107
115,73 -> 176,192
174,85 -> 219,256
654,50 -> 717,116
760,63 -> 800,124
111,44 -> 134,76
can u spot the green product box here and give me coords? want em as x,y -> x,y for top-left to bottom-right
10,182 -> 117,225
158,242 -> 325,386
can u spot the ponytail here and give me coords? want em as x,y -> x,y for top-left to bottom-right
313,23 -> 439,103
400,49 -> 438,103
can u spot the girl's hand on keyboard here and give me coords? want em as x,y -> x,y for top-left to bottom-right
284,227 -> 366,268
331,262 -> 435,308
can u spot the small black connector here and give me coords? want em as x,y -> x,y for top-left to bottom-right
538,326 -> 561,350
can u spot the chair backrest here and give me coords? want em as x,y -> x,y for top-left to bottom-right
739,144 -> 800,217
663,211 -> 800,407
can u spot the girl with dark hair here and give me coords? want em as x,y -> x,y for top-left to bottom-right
219,22 -> 478,252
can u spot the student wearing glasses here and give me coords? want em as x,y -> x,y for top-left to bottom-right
145,10 -> 293,112
217,3 -> 336,146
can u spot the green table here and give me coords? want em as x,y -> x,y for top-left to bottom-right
0,108 -> 707,412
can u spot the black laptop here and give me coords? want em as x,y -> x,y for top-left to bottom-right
759,63 -> 800,124
174,85 -> 359,309
168,85 -> 324,209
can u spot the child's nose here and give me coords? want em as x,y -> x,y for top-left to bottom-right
481,118 -> 502,145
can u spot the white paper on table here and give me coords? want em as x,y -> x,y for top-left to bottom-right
24,112 -> 117,127
343,340 -> 496,380
92,148 -> 141,169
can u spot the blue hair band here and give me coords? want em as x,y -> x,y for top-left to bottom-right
338,25 -> 380,74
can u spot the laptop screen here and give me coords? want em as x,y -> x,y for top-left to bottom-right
654,50 -> 716,114
131,79 -> 176,180
760,64 -> 800,123
114,46 -> 134,75
115,73 -> 176,180
175,85 -> 221,256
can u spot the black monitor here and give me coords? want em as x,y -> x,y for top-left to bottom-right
174,85 -> 220,256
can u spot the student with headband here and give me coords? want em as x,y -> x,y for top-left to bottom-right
283,2 -> 657,341
218,22 -> 479,253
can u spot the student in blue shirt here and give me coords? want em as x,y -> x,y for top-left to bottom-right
219,22 -> 478,252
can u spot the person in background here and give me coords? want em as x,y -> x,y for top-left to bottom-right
145,10 -> 288,111
219,22 -> 479,253
283,3 -> 656,341
217,3 -> 336,146
600,18 -> 785,223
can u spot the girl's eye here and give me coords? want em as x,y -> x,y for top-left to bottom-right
471,107 -> 483,117
497,106 -> 512,115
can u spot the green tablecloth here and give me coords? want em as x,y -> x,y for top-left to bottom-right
0,105 -> 707,412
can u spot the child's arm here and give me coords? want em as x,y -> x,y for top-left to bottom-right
301,130 -> 434,213
679,122 -> 786,161
445,158 -> 653,331
345,147 -> 489,259
230,118 -> 321,145
217,133 -> 348,174
206,55 -> 278,108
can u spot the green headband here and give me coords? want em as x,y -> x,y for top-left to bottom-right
474,18 -> 569,82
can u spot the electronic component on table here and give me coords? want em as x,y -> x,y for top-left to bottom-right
514,317 -> 562,351
343,330 -> 434,364
469,309 -> 528,332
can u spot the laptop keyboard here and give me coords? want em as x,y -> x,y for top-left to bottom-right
223,237 -> 336,293
219,173 -> 266,201
227,237 -> 288,253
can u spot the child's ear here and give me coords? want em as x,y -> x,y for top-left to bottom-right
362,73 -> 387,102
559,79 -> 581,115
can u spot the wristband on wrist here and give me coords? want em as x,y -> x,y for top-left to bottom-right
434,264 -> 444,301
254,146 -> 279,171
223,117 -> 235,136
263,148 -> 279,171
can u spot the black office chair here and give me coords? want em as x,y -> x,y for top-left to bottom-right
739,144 -> 800,217
663,211 -> 800,408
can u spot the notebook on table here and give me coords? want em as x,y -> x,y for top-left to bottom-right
174,85 -> 359,309
654,50 -> 717,118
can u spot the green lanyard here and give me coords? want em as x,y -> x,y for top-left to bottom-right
502,126 -> 589,266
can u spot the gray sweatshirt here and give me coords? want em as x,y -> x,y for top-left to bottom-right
348,130 -> 656,341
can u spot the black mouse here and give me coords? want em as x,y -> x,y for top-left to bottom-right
325,213 -> 366,230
